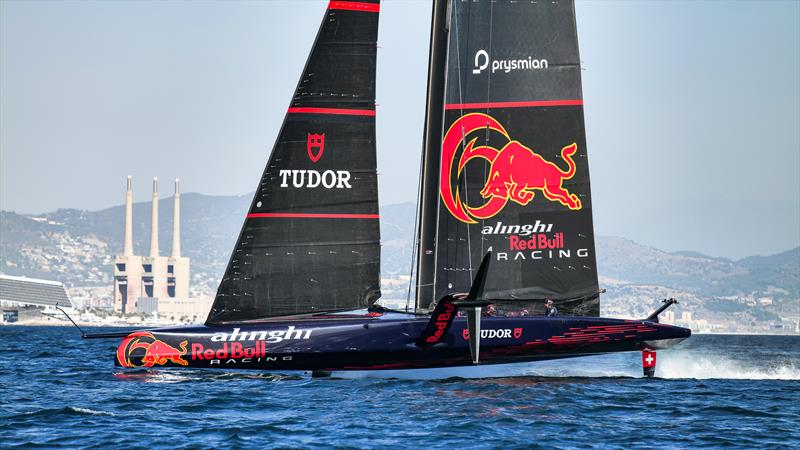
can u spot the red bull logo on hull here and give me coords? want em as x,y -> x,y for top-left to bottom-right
440,113 -> 582,224
116,332 -> 188,368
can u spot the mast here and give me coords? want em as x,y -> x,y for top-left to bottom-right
415,0 -> 450,310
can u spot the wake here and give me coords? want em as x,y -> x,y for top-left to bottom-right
656,351 -> 800,380
335,350 -> 800,381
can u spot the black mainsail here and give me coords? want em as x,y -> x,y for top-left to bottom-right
417,0 -> 600,316
207,0 -> 382,324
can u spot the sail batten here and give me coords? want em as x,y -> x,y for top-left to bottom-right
444,99 -> 584,110
246,213 -> 379,219
287,107 -> 377,116
207,0 -> 381,325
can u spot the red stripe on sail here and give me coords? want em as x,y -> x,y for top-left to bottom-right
247,213 -> 380,219
328,2 -> 380,13
287,107 -> 376,116
444,100 -> 583,110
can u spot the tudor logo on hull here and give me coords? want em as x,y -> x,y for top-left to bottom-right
440,113 -> 582,224
462,328 -> 523,340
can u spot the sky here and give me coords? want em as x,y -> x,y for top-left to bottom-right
1,0 -> 798,259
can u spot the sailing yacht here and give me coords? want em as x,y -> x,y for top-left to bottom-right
108,0 -> 690,377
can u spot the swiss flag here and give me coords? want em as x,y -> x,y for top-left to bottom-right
642,351 -> 657,368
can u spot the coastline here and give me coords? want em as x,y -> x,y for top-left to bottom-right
0,319 -> 200,328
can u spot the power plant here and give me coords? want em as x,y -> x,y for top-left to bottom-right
113,176 -> 191,316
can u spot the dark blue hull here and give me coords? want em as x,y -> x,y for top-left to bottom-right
115,312 -> 691,371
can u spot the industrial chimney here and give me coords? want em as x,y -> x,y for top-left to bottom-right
149,177 -> 159,257
123,176 -> 133,256
171,178 -> 181,258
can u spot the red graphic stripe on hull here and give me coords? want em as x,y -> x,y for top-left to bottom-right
247,213 -> 379,219
444,100 -> 583,110
328,1 -> 380,12
288,107 -> 376,116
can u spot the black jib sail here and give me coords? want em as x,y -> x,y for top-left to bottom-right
207,0 -> 382,324
418,0 -> 600,316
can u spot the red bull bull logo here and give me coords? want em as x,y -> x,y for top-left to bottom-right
440,113 -> 582,224
116,332 -> 189,368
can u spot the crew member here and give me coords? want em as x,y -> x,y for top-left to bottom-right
545,299 -> 558,317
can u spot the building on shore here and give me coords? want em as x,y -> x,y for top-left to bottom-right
0,274 -> 72,323
113,177 -> 206,321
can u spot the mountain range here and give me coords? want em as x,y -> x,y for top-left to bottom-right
1,194 -> 797,332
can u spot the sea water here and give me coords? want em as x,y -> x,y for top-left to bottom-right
1,327 -> 797,449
